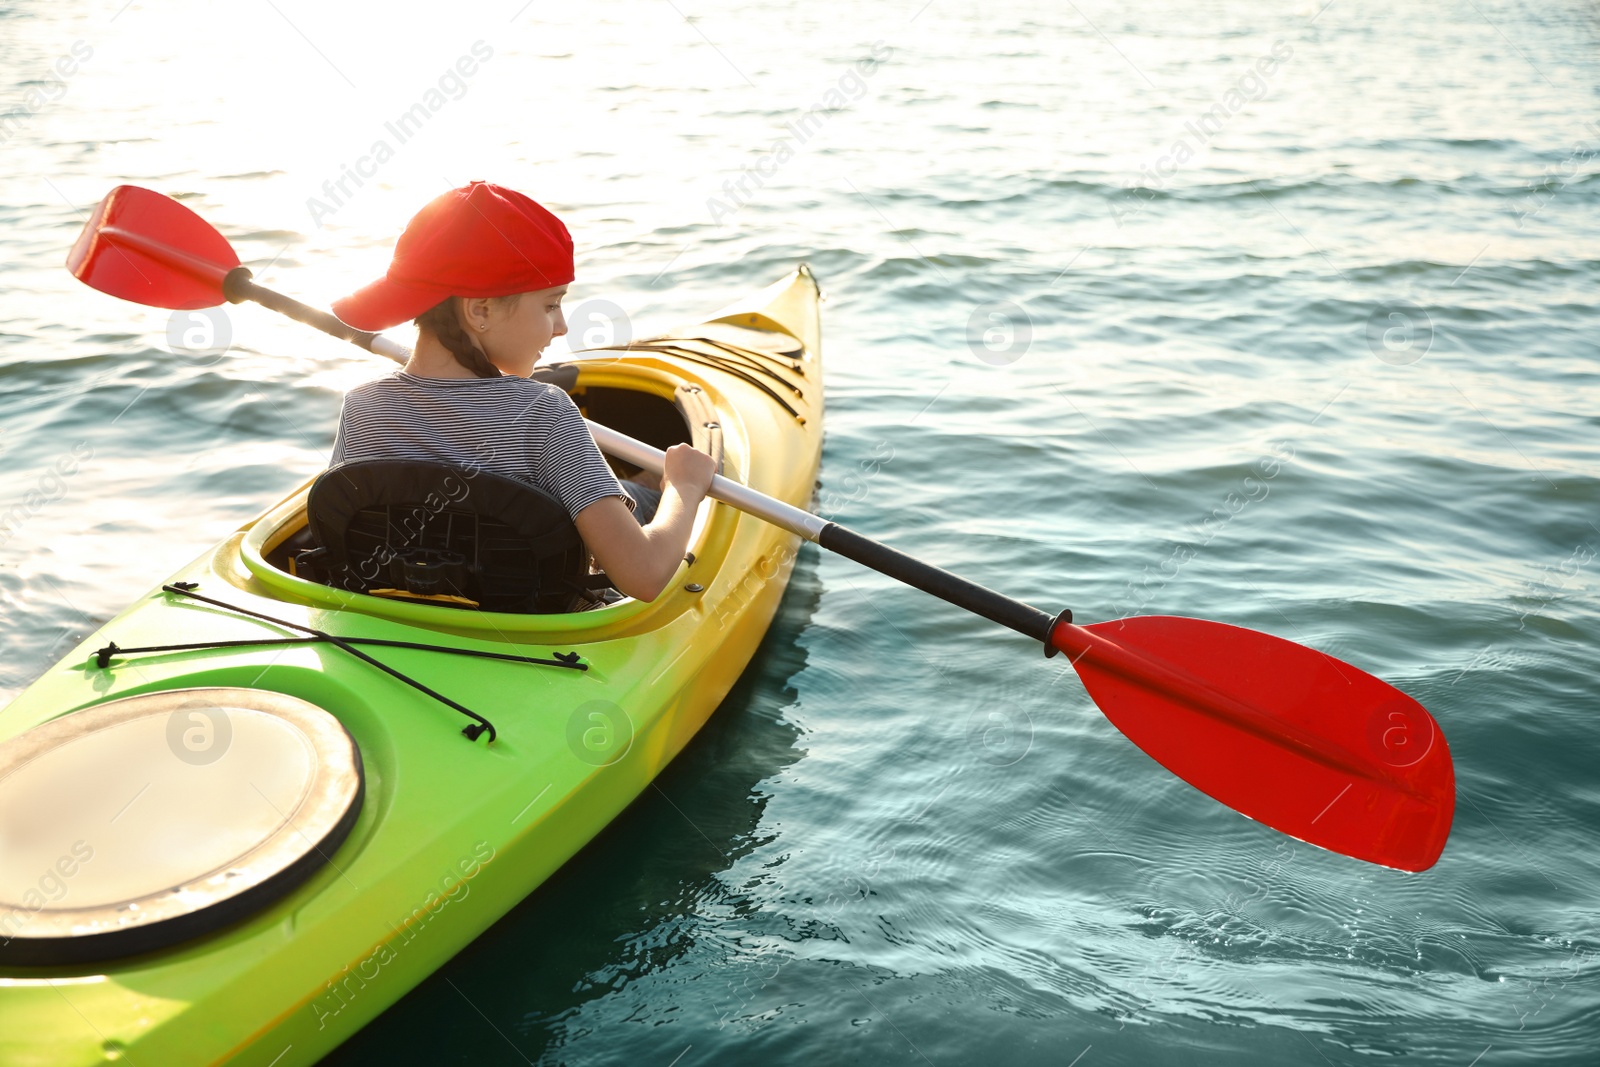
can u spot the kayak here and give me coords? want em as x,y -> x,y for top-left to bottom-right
0,264 -> 823,1066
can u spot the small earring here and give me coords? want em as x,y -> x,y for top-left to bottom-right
477,324 -> 487,331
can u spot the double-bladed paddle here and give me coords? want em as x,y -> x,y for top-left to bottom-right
65,184 -> 1455,871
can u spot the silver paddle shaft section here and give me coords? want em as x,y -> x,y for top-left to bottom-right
365,333 -> 829,542
369,335 -> 411,362
584,422 -> 827,541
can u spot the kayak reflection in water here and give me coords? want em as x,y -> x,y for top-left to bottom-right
327,181 -> 715,603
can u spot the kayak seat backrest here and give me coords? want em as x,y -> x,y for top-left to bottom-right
296,459 -> 614,614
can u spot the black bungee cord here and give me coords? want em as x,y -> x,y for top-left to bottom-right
92,582 -> 590,744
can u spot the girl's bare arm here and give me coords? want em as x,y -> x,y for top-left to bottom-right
573,443 -> 716,601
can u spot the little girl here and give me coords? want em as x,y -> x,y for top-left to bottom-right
329,180 -> 715,602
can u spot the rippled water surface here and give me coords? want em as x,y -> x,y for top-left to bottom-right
3,0 -> 1598,1063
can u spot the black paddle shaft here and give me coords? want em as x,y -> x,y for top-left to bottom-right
815,523 -> 1069,654
222,267 -> 387,353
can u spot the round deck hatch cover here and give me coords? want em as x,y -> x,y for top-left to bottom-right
0,688 -> 363,966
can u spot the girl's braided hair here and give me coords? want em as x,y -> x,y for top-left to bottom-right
414,295 -> 518,379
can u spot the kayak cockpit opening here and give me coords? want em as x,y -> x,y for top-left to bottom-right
260,373 -> 722,616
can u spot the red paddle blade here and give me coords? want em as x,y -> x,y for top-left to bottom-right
66,185 -> 238,310
1052,615 -> 1454,871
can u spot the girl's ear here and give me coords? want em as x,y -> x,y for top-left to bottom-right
458,297 -> 492,332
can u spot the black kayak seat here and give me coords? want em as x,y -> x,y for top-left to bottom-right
295,459 -> 615,614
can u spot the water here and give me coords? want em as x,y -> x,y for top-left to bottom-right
3,0 -> 1598,1063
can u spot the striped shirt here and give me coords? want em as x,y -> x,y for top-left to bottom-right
330,371 -> 633,519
